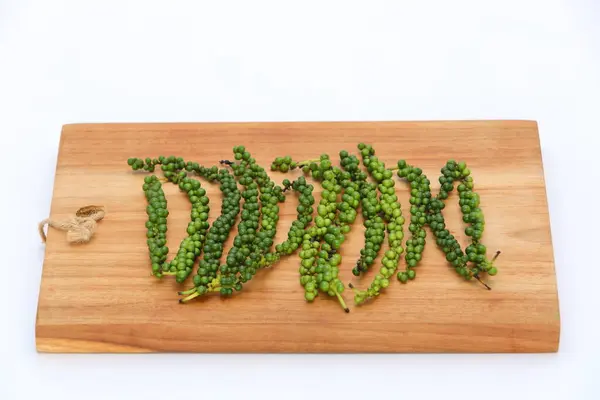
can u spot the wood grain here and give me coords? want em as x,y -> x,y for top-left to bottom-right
36,121 -> 560,353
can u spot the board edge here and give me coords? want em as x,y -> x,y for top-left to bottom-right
35,126 -> 69,347
531,122 -> 562,352
59,120 -> 541,130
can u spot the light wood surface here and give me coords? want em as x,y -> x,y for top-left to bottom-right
36,121 -> 560,353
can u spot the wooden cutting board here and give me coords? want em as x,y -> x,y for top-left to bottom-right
36,121 -> 560,353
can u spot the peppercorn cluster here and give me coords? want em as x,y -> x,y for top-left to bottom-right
127,143 -> 499,312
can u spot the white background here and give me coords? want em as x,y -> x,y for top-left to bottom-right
1,0 -> 599,399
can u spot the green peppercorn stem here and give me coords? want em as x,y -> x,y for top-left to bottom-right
216,146 -> 261,296
189,166 -> 241,297
167,163 -> 241,299
156,157 -> 212,283
352,144 -> 404,305
340,149 -> 384,276
225,146 -> 285,292
179,292 -> 200,303
316,152 -> 362,312
299,226 -> 321,303
428,160 -> 498,284
394,159 -> 430,284
262,176 -> 315,267
139,175 -> 170,278
297,157 -> 342,308
295,153 -> 356,312
168,176 -> 210,283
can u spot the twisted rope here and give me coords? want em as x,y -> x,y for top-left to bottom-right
38,205 -> 106,244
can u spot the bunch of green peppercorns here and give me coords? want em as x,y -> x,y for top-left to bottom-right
127,143 -> 500,312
